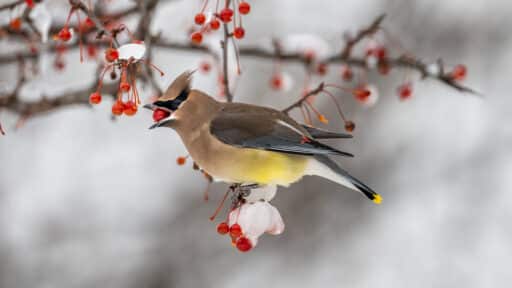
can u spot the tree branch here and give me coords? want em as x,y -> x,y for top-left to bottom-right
0,11 -> 479,123
0,82 -> 117,117
0,0 -> 23,11
282,82 -> 325,113
221,0 -> 233,102
340,13 -> 385,60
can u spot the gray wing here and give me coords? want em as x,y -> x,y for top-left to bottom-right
301,125 -> 353,139
210,104 -> 353,157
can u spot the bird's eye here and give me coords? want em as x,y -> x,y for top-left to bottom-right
153,88 -> 189,111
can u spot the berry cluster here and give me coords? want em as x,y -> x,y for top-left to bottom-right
216,222 -> 253,252
190,0 -> 251,45
53,5 -> 96,63
272,33 -> 469,133
88,38 -> 164,117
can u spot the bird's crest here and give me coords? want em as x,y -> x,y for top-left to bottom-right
160,70 -> 195,102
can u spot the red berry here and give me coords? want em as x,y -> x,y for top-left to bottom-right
353,87 -> 371,102
449,64 -> 467,81
84,17 -> 95,29
105,48 -> 119,62
341,65 -> 353,81
303,50 -> 316,62
123,101 -> 137,116
111,100 -> 124,116
270,74 -> 283,90
25,0 -> 34,8
217,222 -> 229,235
89,92 -> 102,104
219,8 -> 234,23
58,28 -> 71,42
210,19 -> 220,30
233,27 -> 245,39
316,63 -> 328,75
199,61 -> 211,73
191,32 -> 203,45
398,83 -> 413,100
378,60 -> 390,75
344,121 -> 355,132
56,44 -> 67,54
176,156 -> 186,165
87,44 -> 97,58
120,82 -> 131,92
229,223 -> 242,238
236,236 -> 253,252
153,108 -> 170,122
54,58 -> 65,70
9,18 -> 21,31
238,2 -> 251,14
194,13 -> 206,25
375,46 -> 387,59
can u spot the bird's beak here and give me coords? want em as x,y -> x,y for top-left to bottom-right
143,103 -> 157,110
149,118 -> 175,129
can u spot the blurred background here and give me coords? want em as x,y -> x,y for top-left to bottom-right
0,0 -> 510,287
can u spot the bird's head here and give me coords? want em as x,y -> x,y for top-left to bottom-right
144,70 -> 194,129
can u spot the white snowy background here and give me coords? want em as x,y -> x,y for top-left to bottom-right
0,0 -> 510,287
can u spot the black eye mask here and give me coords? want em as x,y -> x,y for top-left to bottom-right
154,88 -> 189,111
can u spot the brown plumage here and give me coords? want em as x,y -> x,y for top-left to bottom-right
144,71 -> 382,203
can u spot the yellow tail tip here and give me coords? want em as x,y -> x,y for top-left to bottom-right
373,194 -> 383,204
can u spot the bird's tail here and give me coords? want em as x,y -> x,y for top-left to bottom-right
306,155 -> 382,204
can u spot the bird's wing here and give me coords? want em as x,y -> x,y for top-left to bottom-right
301,125 -> 353,139
210,104 -> 353,157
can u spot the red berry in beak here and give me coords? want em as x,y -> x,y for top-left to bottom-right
236,236 -> 253,252
152,108 -> 170,122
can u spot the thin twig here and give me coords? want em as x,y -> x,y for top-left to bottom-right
282,82 -> 325,113
134,0 -> 162,95
222,0 -> 233,102
0,0 -> 23,11
340,13 -> 385,60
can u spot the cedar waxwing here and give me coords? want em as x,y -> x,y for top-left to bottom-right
144,71 -> 382,204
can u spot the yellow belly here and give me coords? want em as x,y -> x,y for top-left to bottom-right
209,148 -> 309,186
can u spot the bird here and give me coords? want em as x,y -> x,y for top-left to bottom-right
144,71 -> 382,204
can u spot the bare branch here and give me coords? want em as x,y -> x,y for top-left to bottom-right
0,0 -> 23,11
282,82 -> 325,114
134,0 -> 162,95
0,8 -> 479,122
0,82 -> 117,117
222,0 -> 233,102
340,14 -> 385,60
